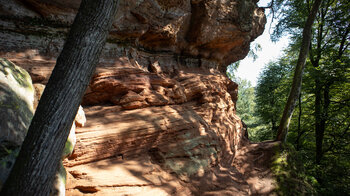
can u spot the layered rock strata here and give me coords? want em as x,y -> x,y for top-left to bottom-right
0,0 -> 268,195
0,0 -> 265,69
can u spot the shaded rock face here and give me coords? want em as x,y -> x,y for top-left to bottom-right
0,0 -> 268,195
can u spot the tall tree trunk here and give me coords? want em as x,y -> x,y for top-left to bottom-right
271,119 -> 277,138
315,82 -> 331,164
295,93 -> 303,151
0,0 -> 119,195
314,77 -> 323,164
276,0 -> 323,142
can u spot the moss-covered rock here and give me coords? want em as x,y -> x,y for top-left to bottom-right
272,144 -> 317,196
50,162 -> 67,196
0,58 -> 76,195
62,122 -> 76,159
0,58 -> 34,145
0,58 -> 34,188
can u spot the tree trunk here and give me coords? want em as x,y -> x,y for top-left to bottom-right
276,0 -> 323,142
315,81 -> 331,164
295,94 -> 303,151
0,0 -> 119,195
314,77 -> 323,164
271,119 -> 277,138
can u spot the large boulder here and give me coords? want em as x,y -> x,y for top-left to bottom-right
0,58 -> 34,188
0,58 -> 34,145
0,59 -> 84,194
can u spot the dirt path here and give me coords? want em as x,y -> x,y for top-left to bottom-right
234,141 -> 281,195
65,105 -> 280,195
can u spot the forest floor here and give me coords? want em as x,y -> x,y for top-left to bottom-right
187,140 -> 281,196
233,141 -> 281,195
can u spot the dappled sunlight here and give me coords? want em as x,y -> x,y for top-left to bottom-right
63,70 -> 254,195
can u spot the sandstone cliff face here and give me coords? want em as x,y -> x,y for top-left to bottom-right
0,0 -> 269,195
0,0 -> 265,69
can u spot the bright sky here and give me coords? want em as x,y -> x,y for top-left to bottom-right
234,0 -> 290,86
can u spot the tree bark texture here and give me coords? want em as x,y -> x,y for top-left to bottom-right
315,81 -> 331,164
276,0 -> 323,142
1,0 -> 119,195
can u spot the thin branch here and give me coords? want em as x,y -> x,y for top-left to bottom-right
338,23 -> 350,58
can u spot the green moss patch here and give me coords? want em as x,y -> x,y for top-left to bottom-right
272,144 -> 317,196
0,58 -> 33,91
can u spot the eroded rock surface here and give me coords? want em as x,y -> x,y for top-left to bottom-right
0,0 -> 275,195
0,0 -> 265,69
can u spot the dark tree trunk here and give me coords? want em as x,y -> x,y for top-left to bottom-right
0,0 -> 119,195
295,94 -> 303,151
276,0 -> 323,142
271,119 -> 278,139
314,77 -> 323,164
315,81 -> 331,164
312,7 -> 348,164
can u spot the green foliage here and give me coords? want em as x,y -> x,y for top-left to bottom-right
255,0 -> 350,194
229,1 -> 349,193
272,144 -> 317,196
310,155 -> 350,195
270,0 -> 310,42
226,63 -> 239,80
235,78 -> 255,124
247,43 -> 262,61
226,75 -> 265,142
255,59 -> 293,140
